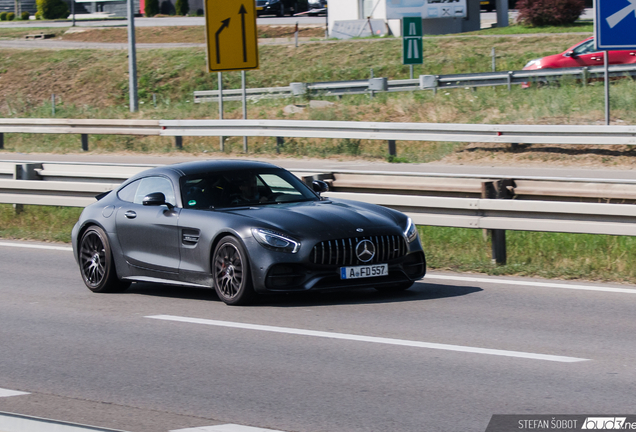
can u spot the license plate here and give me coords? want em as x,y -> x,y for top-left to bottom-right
340,264 -> 388,280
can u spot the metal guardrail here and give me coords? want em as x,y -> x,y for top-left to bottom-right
2,118 -> 636,154
193,64 -> 636,102
158,119 -> 636,146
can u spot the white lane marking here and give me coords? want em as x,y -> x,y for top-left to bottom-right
426,274 -> 636,295
171,424 -> 286,432
0,241 -> 72,252
0,388 -> 30,397
146,315 -> 588,363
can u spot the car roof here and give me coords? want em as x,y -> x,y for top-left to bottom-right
128,160 -> 283,181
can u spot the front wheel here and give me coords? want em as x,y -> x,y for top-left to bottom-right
79,226 -> 129,293
213,236 -> 255,305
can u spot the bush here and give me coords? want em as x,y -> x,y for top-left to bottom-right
21,11 -> 30,20
7,12 -> 15,20
516,0 -> 585,26
0,12 -> 7,20
145,0 -> 159,16
175,0 -> 189,16
36,0 -> 69,19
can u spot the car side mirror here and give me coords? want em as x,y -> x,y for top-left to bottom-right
143,192 -> 172,208
312,180 -> 329,195
565,50 -> 576,57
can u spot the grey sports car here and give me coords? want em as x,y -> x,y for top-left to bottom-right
72,160 -> 426,305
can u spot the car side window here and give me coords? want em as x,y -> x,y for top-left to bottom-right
573,40 -> 597,56
133,176 -> 176,205
117,180 -> 140,203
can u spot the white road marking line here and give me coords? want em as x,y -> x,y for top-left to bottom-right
0,388 -> 30,397
171,424 -> 286,432
426,274 -> 636,294
146,315 -> 588,363
0,242 -> 72,252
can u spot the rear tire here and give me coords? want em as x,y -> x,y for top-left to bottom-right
213,236 -> 255,305
79,226 -> 129,293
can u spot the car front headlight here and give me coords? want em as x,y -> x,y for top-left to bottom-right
404,218 -> 418,243
524,58 -> 541,69
252,228 -> 300,253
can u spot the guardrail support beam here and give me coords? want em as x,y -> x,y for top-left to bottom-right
81,134 -> 88,151
175,136 -> 183,149
388,140 -> 397,157
0,133 -> 3,149
482,179 -> 515,265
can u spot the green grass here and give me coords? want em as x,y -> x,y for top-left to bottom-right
467,21 -> 593,36
422,226 -> 636,283
0,204 -> 82,243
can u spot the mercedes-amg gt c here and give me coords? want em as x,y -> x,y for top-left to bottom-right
72,160 -> 426,305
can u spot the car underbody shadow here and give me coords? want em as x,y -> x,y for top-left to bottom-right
121,281 -> 482,307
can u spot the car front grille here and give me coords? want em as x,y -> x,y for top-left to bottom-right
310,235 -> 407,266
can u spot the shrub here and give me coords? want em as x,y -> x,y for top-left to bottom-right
159,0 -> 175,15
145,0 -> 159,16
35,11 -> 41,19
21,10 -> 30,20
36,0 -> 69,19
516,0 -> 585,26
0,12 -> 7,20
175,0 -> 189,16
7,12 -> 15,20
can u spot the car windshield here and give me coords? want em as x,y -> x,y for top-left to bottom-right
180,168 -> 319,209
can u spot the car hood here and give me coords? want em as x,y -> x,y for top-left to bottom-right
225,199 -> 403,239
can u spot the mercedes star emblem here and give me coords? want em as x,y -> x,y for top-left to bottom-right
355,239 -> 376,263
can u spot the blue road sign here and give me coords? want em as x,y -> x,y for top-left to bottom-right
595,0 -> 636,49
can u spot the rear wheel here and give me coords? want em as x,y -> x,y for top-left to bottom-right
79,226 -> 129,293
213,236 -> 255,305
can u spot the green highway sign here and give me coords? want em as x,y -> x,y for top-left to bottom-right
402,16 -> 423,65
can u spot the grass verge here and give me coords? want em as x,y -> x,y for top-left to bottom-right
2,204 -> 636,284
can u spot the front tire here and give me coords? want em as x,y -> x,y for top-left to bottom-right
213,236 -> 255,305
79,226 -> 129,293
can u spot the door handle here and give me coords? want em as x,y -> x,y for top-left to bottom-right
124,210 -> 137,219
590,57 -> 603,61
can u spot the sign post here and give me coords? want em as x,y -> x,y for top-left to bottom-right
402,16 -> 423,66
595,0 -> 636,125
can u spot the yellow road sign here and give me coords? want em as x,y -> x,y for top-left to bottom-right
204,0 -> 259,72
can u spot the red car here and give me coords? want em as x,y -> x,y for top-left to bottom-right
522,36 -> 636,87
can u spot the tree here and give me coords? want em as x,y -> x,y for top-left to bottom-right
145,0 -> 159,16
35,0 -> 69,19
175,0 -> 189,15
516,0 -> 585,26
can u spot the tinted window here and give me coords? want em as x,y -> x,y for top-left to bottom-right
181,169 -> 318,209
133,176 -> 176,205
573,40 -> 597,55
117,180 -> 140,203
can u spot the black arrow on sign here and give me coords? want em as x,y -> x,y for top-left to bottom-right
239,4 -> 248,62
215,18 -> 230,64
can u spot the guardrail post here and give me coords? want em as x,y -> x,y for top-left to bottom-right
175,136 -> 183,149
507,71 -> 512,91
582,67 -> 588,87
482,179 -> 515,265
81,134 -> 88,151
388,140 -> 396,157
276,137 -> 284,154
0,133 -> 3,150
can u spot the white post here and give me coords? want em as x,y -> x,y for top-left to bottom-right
242,70 -> 248,153
127,0 -> 139,112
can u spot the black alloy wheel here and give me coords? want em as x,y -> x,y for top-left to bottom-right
79,226 -> 129,293
213,236 -> 255,305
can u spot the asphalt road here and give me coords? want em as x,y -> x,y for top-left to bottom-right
1,240 -> 635,432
